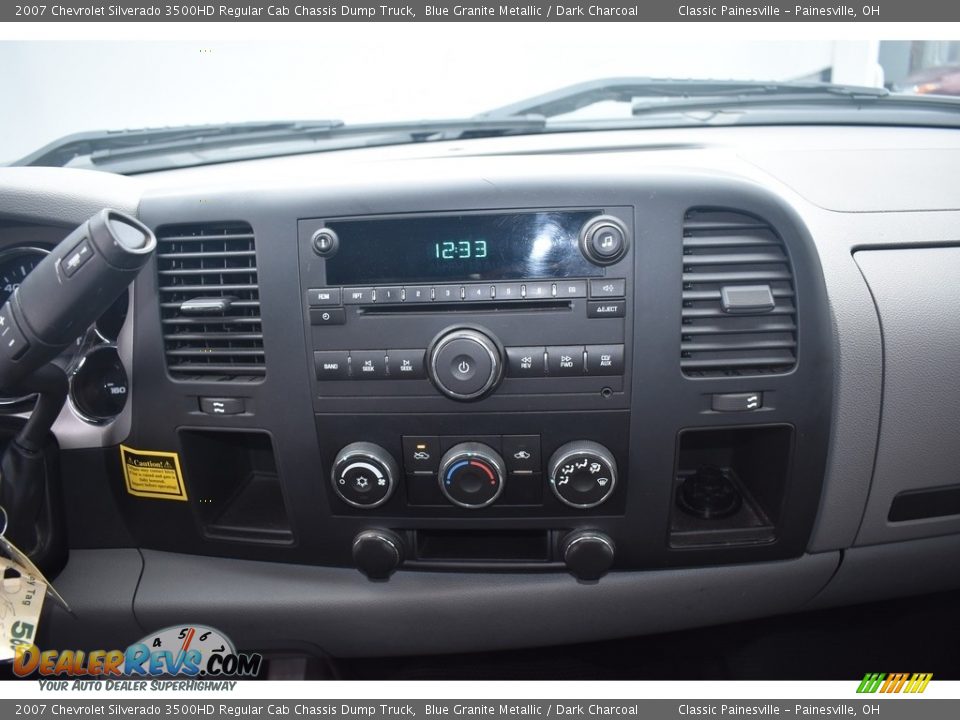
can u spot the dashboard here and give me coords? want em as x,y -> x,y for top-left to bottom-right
2,123 -> 960,661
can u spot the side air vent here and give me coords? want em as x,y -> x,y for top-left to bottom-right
681,209 -> 797,376
156,222 -> 265,381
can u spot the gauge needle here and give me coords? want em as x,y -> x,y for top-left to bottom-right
181,627 -> 196,653
175,626 -> 196,671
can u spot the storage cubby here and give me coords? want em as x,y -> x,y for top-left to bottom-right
670,425 -> 793,549
178,429 -> 294,545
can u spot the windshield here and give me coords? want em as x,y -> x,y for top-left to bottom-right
2,36 -> 959,169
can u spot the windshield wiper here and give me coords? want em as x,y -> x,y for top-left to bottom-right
12,117 -> 548,171
479,77 -> 894,119
14,120 -> 345,168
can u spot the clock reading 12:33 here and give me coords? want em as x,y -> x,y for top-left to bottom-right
435,239 -> 488,261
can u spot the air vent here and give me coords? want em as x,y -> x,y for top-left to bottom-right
681,209 -> 797,376
156,222 -> 265,381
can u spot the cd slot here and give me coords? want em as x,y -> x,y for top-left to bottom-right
359,300 -> 572,315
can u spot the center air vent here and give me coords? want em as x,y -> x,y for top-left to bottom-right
681,209 -> 797,377
156,222 -> 265,381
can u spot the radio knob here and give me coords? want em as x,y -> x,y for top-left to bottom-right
331,442 -> 398,509
428,327 -> 503,401
438,442 -> 506,509
548,441 -> 618,509
579,215 -> 628,266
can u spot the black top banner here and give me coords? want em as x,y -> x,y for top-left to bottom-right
3,0 -> 952,22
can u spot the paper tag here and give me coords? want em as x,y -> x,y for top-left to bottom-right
0,557 -> 46,662
0,533 -> 70,614
120,445 -> 188,501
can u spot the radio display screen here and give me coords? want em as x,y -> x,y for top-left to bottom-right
324,211 -> 604,285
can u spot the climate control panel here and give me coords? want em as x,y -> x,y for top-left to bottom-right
319,414 -> 629,517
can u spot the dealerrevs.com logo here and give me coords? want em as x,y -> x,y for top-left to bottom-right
14,624 -> 262,687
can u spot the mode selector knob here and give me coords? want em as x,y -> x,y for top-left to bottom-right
331,442 -> 398,509
428,327 -> 503,401
548,441 -> 618,509
439,442 -> 506,509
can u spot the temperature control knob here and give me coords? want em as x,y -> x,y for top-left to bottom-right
548,441 -> 617,509
438,442 -> 506,509
331,442 -> 398,509
428,327 -> 503,401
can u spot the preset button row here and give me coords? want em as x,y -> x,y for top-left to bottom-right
307,278 -> 626,308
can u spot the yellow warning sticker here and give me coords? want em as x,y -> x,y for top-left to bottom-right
120,445 -> 188,501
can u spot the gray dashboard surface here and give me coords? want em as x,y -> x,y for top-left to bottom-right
133,549 -> 839,657
40,549 -> 145,652
808,534 -> 960,610
853,247 -> 960,545
0,167 -> 139,225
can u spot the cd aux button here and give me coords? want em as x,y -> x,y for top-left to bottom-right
585,344 -> 624,376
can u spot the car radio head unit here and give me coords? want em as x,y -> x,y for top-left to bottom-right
323,210 -> 608,285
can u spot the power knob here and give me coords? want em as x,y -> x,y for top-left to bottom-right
561,530 -> 615,581
331,442 -> 398,509
427,327 -> 503,401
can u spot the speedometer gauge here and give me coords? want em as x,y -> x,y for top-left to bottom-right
0,247 -> 47,305
0,247 -> 49,406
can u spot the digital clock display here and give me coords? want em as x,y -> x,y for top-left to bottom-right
324,210 -> 603,285
435,239 -> 487,261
